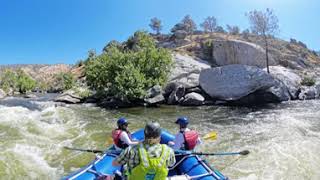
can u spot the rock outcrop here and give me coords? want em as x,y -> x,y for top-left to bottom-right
24,94 -> 37,98
54,89 -> 82,104
144,85 -> 165,105
180,92 -> 205,106
0,89 -> 6,99
199,65 -> 276,101
298,86 -> 317,100
212,39 -> 276,67
167,84 -> 185,105
168,54 -> 210,89
266,66 -> 302,99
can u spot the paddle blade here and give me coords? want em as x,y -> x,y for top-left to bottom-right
105,137 -> 114,146
203,131 -> 217,140
239,150 -> 250,155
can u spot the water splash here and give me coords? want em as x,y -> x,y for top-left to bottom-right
1,98 -> 320,179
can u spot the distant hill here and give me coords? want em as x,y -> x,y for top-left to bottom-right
0,64 -> 71,86
155,32 -> 320,70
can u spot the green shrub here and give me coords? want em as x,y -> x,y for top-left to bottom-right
54,72 -> 75,91
86,31 -> 172,101
125,31 -> 156,51
0,69 -> 36,93
38,81 -> 49,92
17,73 -> 36,93
71,86 -> 92,98
301,76 -> 316,86
0,69 -> 18,93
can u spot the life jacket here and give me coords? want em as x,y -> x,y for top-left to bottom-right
182,130 -> 199,150
129,144 -> 171,180
112,129 -> 132,149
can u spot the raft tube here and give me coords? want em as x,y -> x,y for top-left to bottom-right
63,129 -> 228,180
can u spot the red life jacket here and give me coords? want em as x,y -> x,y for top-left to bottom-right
112,129 -> 132,149
183,130 -> 199,150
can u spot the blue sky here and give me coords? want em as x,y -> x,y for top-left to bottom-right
0,0 -> 319,65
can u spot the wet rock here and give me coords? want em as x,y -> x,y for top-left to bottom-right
298,86 -> 317,100
54,90 -> 82,104
98,97 -> 132,108
315,84 -> 320,98
146,85 -> 162,98
265,66 -> 301,99
24,94 -> 37,98
185,87 -> 203,94
54,94 -> 81,104
167,85 -> 185,105
200,65 -> 276,101
180,92 -> 204,106
164,82 -> 180,98
0,89 -> 6,99
265,79 -> 291,102
144,94 -> 165,105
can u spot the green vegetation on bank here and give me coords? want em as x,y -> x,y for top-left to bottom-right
85,31 -> 172,101
0,69 -> 36,94
301,76 -> 316,86
0,69 -> 76,94
53,72 -> 75,91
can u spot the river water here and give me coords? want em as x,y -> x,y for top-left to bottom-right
0,95 -> 319,180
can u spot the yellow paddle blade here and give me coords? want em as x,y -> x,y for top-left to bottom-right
203,131 -> 217,140
105,137 -> 114,146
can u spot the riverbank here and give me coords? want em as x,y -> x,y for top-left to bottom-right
1,33 -> 320,108
46,54 -> 320,109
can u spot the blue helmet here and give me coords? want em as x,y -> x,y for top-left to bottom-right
117,117 -> 129,127
175,117 -> 189,126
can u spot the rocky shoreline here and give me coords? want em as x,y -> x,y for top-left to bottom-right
10,53 -> 315,109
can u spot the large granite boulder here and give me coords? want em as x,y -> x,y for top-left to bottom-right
199,65 -> 276,101
212,39 -> 276,68
144,94 -> 165,105
180,92 -> 205,106
145,85 -> 162,98
168,54 -> 211,89
144,85 -> 165,105
167,84 -> 185,105
0,89 -> 6,99
265,66 -> 302,99
265,79 -> 291,102
54,89 -> 82,104
298,86 -> 317,100
173,30 -> 188,40
171,23 -> 188,40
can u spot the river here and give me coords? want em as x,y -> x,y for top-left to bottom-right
0,95 -> 319,180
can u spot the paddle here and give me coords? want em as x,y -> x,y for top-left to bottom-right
202,131 -> 217,140
64,146 -> 249,157
64,146 -> 105,154
177,150 -> 250,156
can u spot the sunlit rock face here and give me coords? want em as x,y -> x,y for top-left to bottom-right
212,39 -> 276,68
168,53 -> 210,89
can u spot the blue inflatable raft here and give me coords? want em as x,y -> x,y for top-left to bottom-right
63,129 -> 228,180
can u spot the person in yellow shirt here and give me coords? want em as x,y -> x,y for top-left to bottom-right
112,122 -> 176,180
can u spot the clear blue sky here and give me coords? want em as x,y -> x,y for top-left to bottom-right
0,0 -> 319,65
